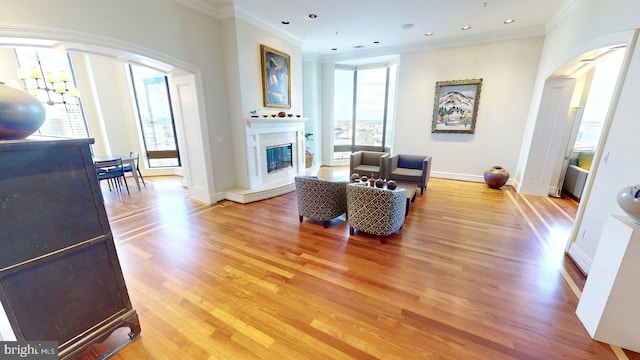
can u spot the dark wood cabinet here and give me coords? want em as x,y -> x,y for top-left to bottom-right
0,137 -> 140,359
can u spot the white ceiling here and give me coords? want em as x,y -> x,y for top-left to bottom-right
180,0 -> 575,57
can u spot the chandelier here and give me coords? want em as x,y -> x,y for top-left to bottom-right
17,54 -> 79,106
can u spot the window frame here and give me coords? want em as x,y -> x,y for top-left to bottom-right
14,48 -> 89,138
128,64 -> 181,168
333,63 -> 395,159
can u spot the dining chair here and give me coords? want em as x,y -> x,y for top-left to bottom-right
123,152 -> 146,188
95,158 -> 130,196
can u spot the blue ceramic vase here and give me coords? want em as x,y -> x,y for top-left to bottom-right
617,185 -> 640,224
0,83 -> 46,140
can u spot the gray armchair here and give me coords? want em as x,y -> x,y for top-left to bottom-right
388,154 -> 432,194
349,151 -> 390,179
563,151 -> 593,199
346,183 -> 406,244
294,176 -> 348,228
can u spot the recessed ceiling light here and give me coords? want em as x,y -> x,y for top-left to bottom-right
504,19 -> 515,24
331,48 -> 338,51
281,20 -> 290,25
308,14 -> 317,19
354,45 -> 365,49
425,32 -> 434,36
461,25 -> 471,30
373,41 -> 380,44
401,23 -> 414,30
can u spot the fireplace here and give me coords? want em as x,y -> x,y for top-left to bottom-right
266,143 -> 293,174
242,117 -> 306,194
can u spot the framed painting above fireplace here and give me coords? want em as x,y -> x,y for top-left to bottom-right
260,44 -> 291,108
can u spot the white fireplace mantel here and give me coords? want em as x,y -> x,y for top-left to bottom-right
244,117 -> 307,128
225,117 -> 308,203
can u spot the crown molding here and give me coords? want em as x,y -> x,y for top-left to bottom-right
172,0 -> 234,19
317,25 -> 546,63
545,0 -> 580,32
233,5 -> 303,47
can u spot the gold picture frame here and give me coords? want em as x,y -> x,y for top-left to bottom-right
432,78 -> 482,134
260,44 -> 291,108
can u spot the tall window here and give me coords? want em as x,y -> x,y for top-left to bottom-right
333,63 -> 397,160
15,48 -> 88,138
129,64 -> 181,168
574,50 -> 625,149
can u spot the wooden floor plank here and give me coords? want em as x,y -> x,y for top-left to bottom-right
73,172 -> 640,360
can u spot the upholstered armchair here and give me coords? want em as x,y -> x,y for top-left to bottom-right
346,184 -> 406,244
388,154 -> 432,194
350,151 -> 390,179
563,150 -> 593,199
294,176 -> 348,228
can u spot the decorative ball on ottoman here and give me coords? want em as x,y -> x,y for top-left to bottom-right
360,175 -> 368,183
387,180 -> 397,190
484,166 -> 509,189
351,173 -> 360,182
375,178 -> 385,188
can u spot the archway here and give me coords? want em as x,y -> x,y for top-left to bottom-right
0,26 -> 216,203
518,30 -> 635,271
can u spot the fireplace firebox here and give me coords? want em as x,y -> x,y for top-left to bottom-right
266,143 -> 293,174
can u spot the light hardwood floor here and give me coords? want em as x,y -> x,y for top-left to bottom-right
78,169 -> 640,359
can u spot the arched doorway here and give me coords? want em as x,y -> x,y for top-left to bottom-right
517,30 -> 635,272
0,27 -> 216,204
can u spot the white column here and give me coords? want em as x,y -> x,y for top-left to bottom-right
576,215 -> 640,352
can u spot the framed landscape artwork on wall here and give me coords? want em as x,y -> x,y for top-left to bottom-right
432,78 -> 482,134
260,44 -> 291,108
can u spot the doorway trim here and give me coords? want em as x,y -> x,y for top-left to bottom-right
565,30 -> 638,272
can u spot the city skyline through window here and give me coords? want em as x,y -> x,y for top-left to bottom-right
129,64 -> 181,168
333,64 -> 397,160
15,48 -> 88,138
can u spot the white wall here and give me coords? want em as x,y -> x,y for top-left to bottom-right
83,55 -> 136,156
225,18 -> 304,188
519,0 -> 640,272
315,37 -> 544,175
393,37 -> 544,181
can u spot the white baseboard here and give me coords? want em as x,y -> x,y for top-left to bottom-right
216,169 -> 518,204
214,192 -> 227,203
512,177 -> 522,192
567,242 -> 592,274
431,171 -> 515,186
224,183 -> 296,204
